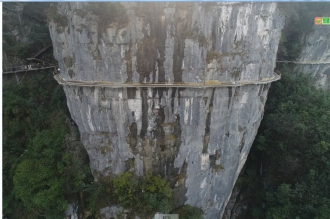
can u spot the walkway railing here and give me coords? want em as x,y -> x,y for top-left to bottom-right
3,64 -> 56,74
54,73 -> 281,88
277,60 -> 330,65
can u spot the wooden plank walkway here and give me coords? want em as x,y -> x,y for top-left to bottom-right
54,73 -> 281,88
3,65 -> 55,74
277,60 -> 330,65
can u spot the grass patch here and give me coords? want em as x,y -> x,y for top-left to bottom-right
213,164 -> 224,172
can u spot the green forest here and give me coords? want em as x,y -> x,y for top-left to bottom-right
2,2 -> 330,219
3,73 -> 93,218
235,70 -> 330,219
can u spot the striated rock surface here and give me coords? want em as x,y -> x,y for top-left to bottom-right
49,2 -> 284,218
294,26 -> 330,90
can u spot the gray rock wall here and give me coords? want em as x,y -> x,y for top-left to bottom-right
295,26 -> 330,90
49,2 -> 284,218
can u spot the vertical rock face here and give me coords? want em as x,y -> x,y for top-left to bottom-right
49,2 -> 284,218
294,26 -> 330,90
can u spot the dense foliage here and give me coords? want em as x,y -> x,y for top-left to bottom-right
114,173 -> 173,215
86,172 -> 174,218
237,70 -> 330,219
3,73 -> 92,218
171,205 -> 204,219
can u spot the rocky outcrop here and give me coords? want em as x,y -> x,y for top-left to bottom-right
294,26 -> 330,90
49,2 -> 284,218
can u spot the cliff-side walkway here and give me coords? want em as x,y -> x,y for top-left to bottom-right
3,65 -> 56,74
276,60 -> 330,65
54,73 -> 281,88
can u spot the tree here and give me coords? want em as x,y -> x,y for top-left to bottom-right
3,73 -> 92,218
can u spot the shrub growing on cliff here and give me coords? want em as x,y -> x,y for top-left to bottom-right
112,173 -> 173,217
138,174 -> 173,214
112,172 -> 138,209
171,205 -> 204,219
86,173 -> 173,217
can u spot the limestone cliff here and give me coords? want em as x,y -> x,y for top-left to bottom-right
294,25 -> 330,90
49,2 -> 284,218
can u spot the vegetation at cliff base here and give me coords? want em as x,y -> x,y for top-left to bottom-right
3,73 -> 93,219
83,172 -> 204,218
236,71 -> 330,219
86,172 -> 174,218
171,205 -> 204,219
